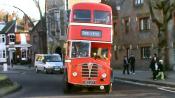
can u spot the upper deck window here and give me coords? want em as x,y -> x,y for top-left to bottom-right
73,10 -> 91,22
94,11 -> 111,24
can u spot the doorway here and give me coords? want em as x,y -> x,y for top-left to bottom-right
55,47 -> 62,58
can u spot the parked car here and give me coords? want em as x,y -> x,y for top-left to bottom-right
34,54 -> 64,73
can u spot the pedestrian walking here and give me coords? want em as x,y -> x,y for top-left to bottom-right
156,60 -> 165,80
123,56 -> 129,75
129,54 -> 135,74
149,53 -> 159,80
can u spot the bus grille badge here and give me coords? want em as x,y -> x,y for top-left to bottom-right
88,63 -> 93,77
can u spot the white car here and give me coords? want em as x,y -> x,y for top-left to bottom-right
34,54 -> 64,73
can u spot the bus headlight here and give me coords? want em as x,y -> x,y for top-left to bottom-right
101,73 -> 107,79
72,72 -> 78,77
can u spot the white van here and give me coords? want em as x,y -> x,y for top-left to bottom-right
34,54 -> 64,73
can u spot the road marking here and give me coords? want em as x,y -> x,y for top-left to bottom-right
158,87 -> 175,93
21,72 -> 26,74
115,79 -> 175,93
115,79 -> 159,87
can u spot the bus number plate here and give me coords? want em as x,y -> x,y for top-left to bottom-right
84,80 -> 96,85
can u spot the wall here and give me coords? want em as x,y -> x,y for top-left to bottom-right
111,0 -> 159,70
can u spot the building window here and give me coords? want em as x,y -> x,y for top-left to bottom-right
124,18 -> 130,33
173,49 -> 175,61
174,12 -> 175,25
0,34 -> 5,43
0,50 -> 6,58
127,48 -> 131,58
139,17 -> 150,31
60,10 -> 64,36
3,50 -> 5,58
134,0 -> 144,6
114,50 -> 118,60
54,10 -> 61,36
141,47 -> 151,59
33,36 -> 37,43
113,23 -> 117,34
21,49 -> 27,58
9,34 -> 15,43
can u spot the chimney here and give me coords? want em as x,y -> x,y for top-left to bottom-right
12,11 -> 17,20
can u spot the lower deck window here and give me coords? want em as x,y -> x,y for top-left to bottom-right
91,48 -> 108,59
21,49 -> 27,58
0,50 -> 6,58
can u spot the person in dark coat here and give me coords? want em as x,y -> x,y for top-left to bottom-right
11,59 -> 13,68
149,53 -> 159,80
123,56 -> 129,75
129,54 -> 136,74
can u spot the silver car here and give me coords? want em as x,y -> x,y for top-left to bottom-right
34,54 -> 64,73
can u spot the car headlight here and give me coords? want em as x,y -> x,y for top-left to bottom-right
101,73 -> 107,79
45,63 -> 52,68
48,65 -> 54,68
72,72 -> 78,77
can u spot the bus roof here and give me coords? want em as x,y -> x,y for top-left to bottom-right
72,2 -> 112,11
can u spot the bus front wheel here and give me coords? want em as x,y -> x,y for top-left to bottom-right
105,83 -> 112,93
63,72 -> 72,92
64,82 -> 72,91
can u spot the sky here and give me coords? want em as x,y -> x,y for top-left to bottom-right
0,0 -> 45,20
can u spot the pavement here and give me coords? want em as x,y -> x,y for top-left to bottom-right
0,64 -> 34,74
113,70 -> 175,88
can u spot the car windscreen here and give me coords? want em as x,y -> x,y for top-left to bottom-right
44,55 -> 62,62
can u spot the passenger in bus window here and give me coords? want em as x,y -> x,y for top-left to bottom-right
102,53 -> 108,60
106,16 -> 110,24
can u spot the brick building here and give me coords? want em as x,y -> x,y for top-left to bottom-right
102,0 -> 175,70
0,13 -> 32,65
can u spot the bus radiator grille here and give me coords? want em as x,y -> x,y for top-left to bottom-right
82,63 -> 98,77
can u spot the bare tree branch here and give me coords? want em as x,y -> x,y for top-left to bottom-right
148,0 -> 163,27
13,6 -> 34,28
33,0 -> 43,19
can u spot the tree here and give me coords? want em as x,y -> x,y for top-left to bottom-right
148,0 -> 175,70
13,6 -> 35,28
0,10 -> 7,21
33,0 -> 43,19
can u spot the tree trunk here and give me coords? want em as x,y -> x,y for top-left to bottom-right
164,47 -> 170,70
158,29 -> 170,70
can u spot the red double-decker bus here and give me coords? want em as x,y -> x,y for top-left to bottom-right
64,2 -> 113,93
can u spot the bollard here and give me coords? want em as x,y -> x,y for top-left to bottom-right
3,63 -> 8,71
